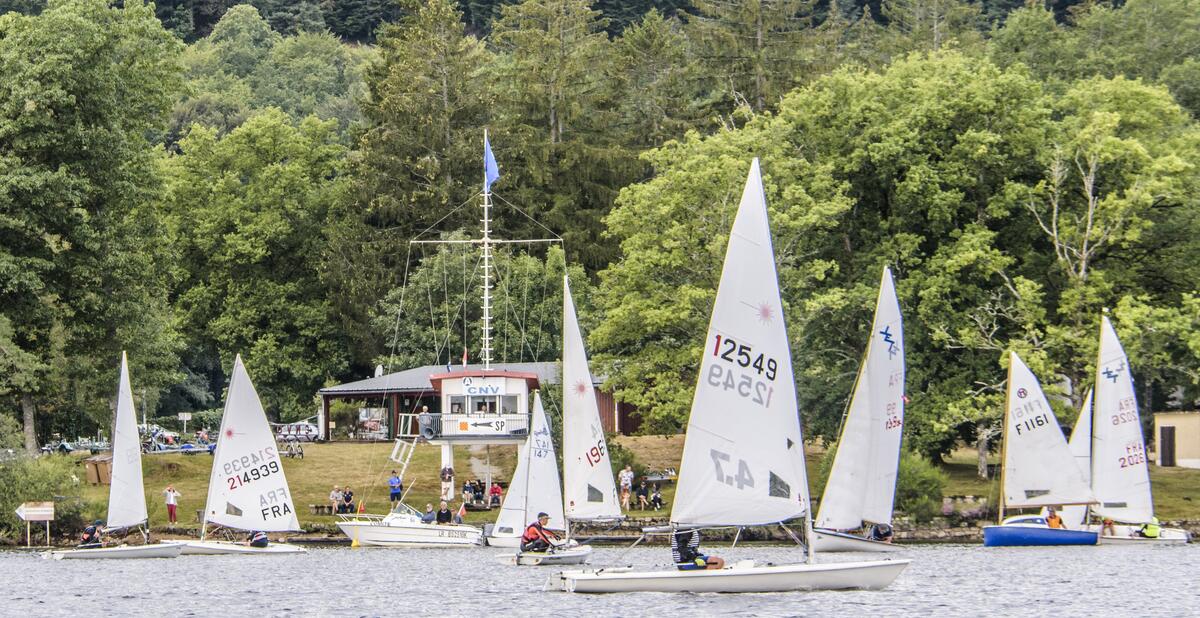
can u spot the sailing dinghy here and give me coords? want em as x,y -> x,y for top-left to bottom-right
47,353 -> 183,560
493,393 -> 592,565
167,355 -> 306,555
813,267 -> 905,553
982,352 -> 1098,546
1075,318 -> 1189,544
553,159 -> 909,593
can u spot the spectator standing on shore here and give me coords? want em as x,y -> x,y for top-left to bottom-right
388,471 -> 403,506
618,465 -> 634,510
162,485 -> 182,524
440,466 -> 455,501
329,486 -> 343,514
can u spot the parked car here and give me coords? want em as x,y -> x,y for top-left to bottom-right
275,422 -> 319,442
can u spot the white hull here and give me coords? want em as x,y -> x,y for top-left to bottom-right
496,545 -> 593,566
1081,524 -> 1191,545
46,543 -> 183,560
337,514 -> 482,547
486,534 -> 521,548
163,540 -> 307,555
812,529 -> 903,553
554,559 -> 910,593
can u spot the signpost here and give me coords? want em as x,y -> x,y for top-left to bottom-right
15,502 -> 54,547
178,412 -> 192,435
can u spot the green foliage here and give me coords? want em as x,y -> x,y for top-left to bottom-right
0,413 -> 22,450
607,438 -> 644,480
895,450 -> 946,522
0,455 -> 89,539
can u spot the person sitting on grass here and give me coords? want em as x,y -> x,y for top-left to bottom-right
672,528 -> 724,571
650,485 -> 664,510
635,481 -> 650,510
520,512 -> 560,553
342,487 -> 355,514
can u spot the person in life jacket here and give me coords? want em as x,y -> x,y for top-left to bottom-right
1136,517 -> 1161,539
868,522 -> 894,542
520,512 -> 559,553
1045,508 -> 1065,529
671,528 -> 725,571
79,520 -> 105,548
246,530 -> 269,548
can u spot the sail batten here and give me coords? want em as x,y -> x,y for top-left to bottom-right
1002,352 -> 1094,510
816,268 -> 905,531
671,159 -> 808,528
1091,317 -> 1154,523
203,355 -> 301,532
107,352 -> 148,529
562,276 -> 621,521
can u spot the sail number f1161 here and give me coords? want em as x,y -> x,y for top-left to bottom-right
708,334 -> 777,408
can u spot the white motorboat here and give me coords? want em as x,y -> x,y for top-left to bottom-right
47,543 -> 184,560
44,354 -> 180,561
815,268 -> 907,553
496,543 -> 593,566
555,160 -> 909,593
812,530 -> 904,553
184,355 -> 306,555
554,559 -> 910,593
336,507 -> 482,547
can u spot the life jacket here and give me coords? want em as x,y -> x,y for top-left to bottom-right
522,523 -> 545,543
1142,518 -> 1161,538
81,525 -> 99,543
1046,514 -> 1063,529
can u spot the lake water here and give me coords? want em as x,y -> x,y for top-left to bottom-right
3,543 -> 1197,616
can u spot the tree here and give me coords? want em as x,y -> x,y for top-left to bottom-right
0,0 -> 184,450
613,10 -> 704,148
163,109 -> 349,420
208,4 -> 279,78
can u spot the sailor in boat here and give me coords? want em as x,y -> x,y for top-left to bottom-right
1134,517 -> 1161,539
868,523 -> 894,543
79,520 -> 105,548
1045,508 -> 1065,529
671,529 -> 725,571
245,531 -> 269,548
520,512 -> 560,553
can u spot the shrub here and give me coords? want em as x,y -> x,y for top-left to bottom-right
0,455 -> 91,541
607,439 -> 644,479
896,450 -> 947,523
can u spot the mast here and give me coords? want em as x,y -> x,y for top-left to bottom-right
481,130 -> 494,371
998,352 -> 1012,524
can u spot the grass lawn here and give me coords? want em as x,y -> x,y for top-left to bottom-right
68,436 -> 1200,529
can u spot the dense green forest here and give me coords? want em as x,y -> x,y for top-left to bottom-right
3,0 -> 1200,464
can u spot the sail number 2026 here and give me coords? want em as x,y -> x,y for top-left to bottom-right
711,449 -> 754,490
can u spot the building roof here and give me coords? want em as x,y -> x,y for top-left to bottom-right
318,361 -> 600,396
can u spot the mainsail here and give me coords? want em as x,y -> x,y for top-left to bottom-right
495,393 -> 566,533
107,352 -> 148,529
1059,391 -> 1093,528
562,276 -> 621,521
203,355 -> 300,532
1091,316 -> 1154,523
671,159 -> 808,528
1001,352 -> 1094,509
817,267 -> 906,531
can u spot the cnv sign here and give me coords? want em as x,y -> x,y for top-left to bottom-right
462,376 -> 507,396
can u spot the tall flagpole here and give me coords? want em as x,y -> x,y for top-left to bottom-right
481,130 -> 494,371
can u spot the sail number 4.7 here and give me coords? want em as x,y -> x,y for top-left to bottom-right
711,449 -> 754,490
709,334 -> 776,408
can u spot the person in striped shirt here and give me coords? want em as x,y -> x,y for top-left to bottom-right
671,529 -> 724,570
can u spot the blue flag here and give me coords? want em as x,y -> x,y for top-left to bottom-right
484,133 -> 500,193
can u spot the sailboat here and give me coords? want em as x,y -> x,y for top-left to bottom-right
813,267 -> 906,553
553,159 -> 910,593
1075,317 -> 1190,544
47,353 -> 183,559
168,355 -> 306,554
1057,391 -> 1093,530
492,392 -> 592,565
982,351 -> 1098,546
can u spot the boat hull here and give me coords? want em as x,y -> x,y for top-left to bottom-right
982,525 -> 1097,547
485,534 -> 521,548
45,543 -> 184,560
337,519 -> 482,547
554,559 -> 910,594
812,529 -> 904,553
496,545 -> 593,566
164,540 -> 307,555
1081,524 -> 1191,545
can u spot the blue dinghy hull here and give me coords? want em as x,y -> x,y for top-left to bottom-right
982,525 -> 1098,547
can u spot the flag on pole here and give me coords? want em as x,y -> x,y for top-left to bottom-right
462,346 -> 469,368
483,132 -> 500,193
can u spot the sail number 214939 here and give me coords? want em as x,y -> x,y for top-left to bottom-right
708,334 -> 776,408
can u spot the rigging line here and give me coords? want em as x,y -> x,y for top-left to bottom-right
410,193 -> 479,243
519,268 -> 531,362
491,191 -> 564,241
532,267 -> 551,360
442,246 -> 452,365
425,246 -> 442,364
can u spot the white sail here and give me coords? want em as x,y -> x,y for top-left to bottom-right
562,276 -> 622,521
1002,352 -> 1094,509
817,267 -> 905,531
204,355 -> 300,532
1059,391 -> 1093,528
496,393 -> 566,533
671,159 -> 808,528
107,352 -> 148,529
1091,316 -> 1154,523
